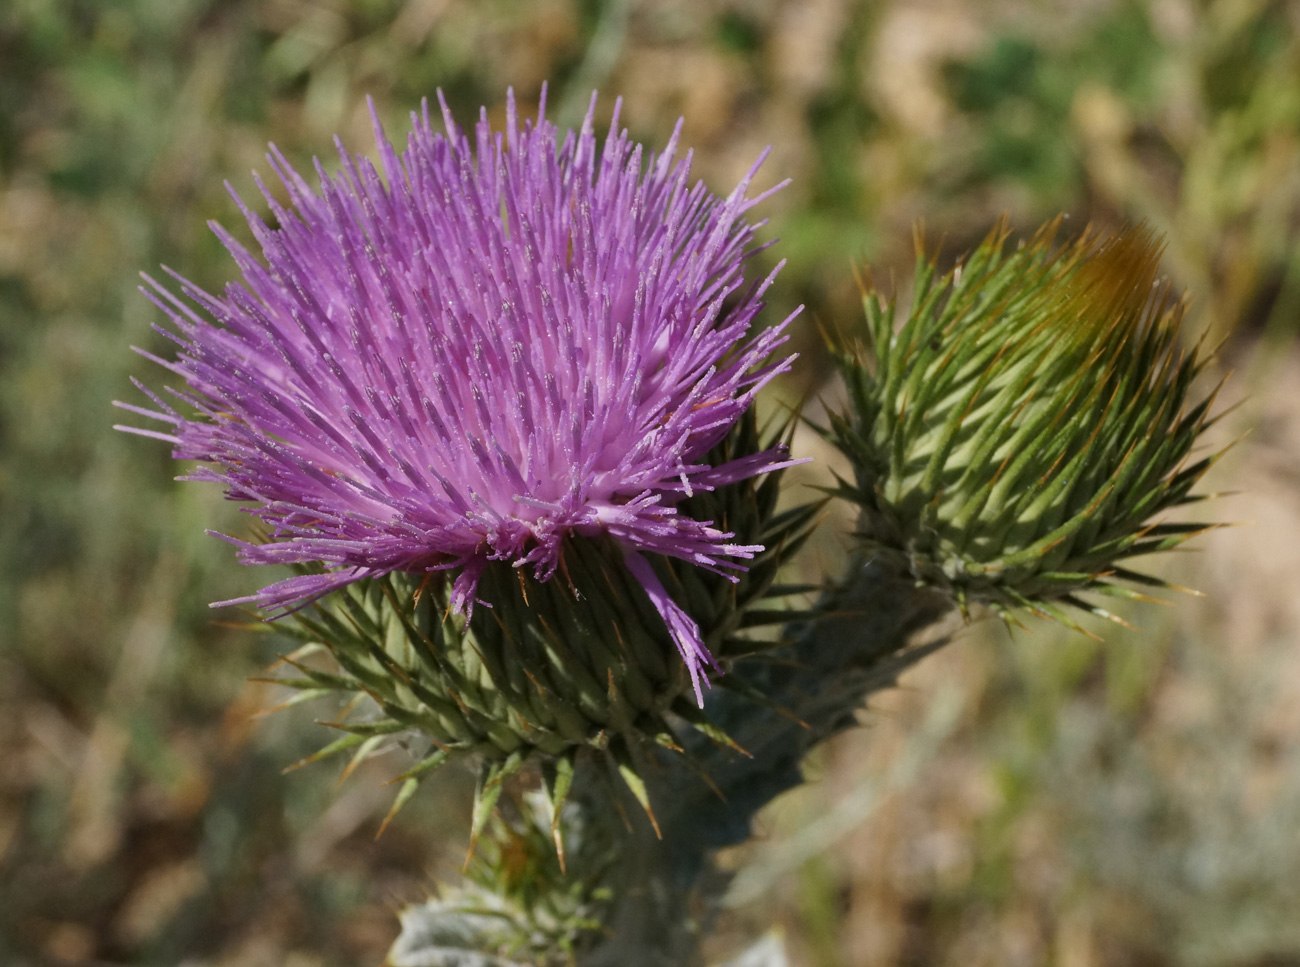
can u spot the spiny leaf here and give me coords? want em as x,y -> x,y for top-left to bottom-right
338,733 -> 390,784
377,778 -> 421,840
541,751 -> 577,870
467,752 -> 526,866
669,697 -> 751,757
282,731 -> 370,774
609,740 -> 661,838
251,687 -> 337,718
390,747 -> 452,785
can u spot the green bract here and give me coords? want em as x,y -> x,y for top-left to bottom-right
262,413 -> 819,844
826,218 -> 1224,629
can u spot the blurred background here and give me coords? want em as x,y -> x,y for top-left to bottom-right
2,1 -> 1299,964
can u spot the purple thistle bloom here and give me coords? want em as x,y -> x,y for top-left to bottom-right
117,90 -> 799,703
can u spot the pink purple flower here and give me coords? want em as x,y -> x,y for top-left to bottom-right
117,90 -> 799,702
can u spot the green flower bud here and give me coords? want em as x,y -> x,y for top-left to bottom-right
825,218 -> 1224,629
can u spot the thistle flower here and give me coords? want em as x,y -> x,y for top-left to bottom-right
260,409 -> 816,848
827,218 -> 1223,628
116,90 -> 800,707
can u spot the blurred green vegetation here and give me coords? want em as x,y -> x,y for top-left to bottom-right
2,1 -> 1298,965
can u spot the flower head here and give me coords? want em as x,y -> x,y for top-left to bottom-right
117,90 -> 798,701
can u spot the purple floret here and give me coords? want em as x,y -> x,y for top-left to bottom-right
117,89 -> 799,703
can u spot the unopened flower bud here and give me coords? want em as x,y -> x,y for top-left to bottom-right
827,219 -> 1223,629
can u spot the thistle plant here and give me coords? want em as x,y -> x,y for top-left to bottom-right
116,90 -> 1226,967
